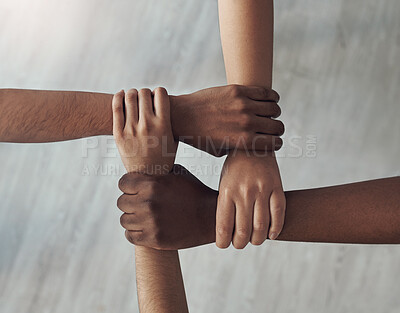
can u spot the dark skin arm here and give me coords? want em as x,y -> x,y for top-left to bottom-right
118,165 -> 400,249
0,86 -> 283,155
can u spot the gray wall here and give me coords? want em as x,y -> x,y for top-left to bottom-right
0,0 -> 399,312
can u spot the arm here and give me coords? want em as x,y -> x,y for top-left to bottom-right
0,86 -> 282,156
216,0 -> 285,248
112,88 -> 188,313
135,248 -> 188,313
118,167 -> 400,248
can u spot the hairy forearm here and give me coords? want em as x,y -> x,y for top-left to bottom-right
0,89 -> 114,142
135,247 -> 188,313
0,89 -> 182,143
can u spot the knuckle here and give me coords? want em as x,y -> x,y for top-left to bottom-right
216,240 -> 230,249
240,185 -> 257,198
221,186 -> 234,198
272,137 -> 283,151
234,100 -> 248,112
277,121 -> 285,135
236,227 -> 251,239
112,98 -> 123,110
139,88 -> 151,95
256,87 -> 268,99
117,194 -> 126,210
239,131 -> 251,144
120,214 -> 128,228
126,88 -> 138,99
238,114 -> 252,130
125,231 -> 136,244
229,84 -> 241,97
147,181 -> 159,197
253,222 -> 268,232
118,174 -> 130,192
216,225 -> 232,237
251,237 -> 265,246
257,182 -> 270,193
233,240 -> 247,249
154,86 -> 167,95
271,205 -> 285,214
272,103 -> 282,117
272,90 -> 280,103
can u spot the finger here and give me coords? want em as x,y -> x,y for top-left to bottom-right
216,193 -> 235,249
125,229 -> 144,245
119,213 -> 141,231
243,86 -> 280,102
118,172 -> 152,194
112,90 -> 125,137
250,195 -> 270,245
251,101 -> 281,118
268,188 -> 286,240
254,116 -> 285,136
124,89 -> 139,128
153,87 -> 170,121
117,193 -> 152,214
138,88 -> 154,121
241,134 -> 283,151
232,199 -> 253,249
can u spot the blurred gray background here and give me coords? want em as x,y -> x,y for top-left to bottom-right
1,0 -> 399,312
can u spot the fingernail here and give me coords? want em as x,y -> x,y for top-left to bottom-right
269,232 -> 278,240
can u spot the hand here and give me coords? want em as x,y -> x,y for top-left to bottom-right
170,84 -> 284,156
112,87 -> 177,174
216,151 -> 286,249
117,164 -> 217,250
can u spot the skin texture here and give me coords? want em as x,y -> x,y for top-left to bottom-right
0,86 -> 283,156
118,166 -> 400,249
217,0 -> 286,248
113,88 -> 177,174
113,88 -> 188,313
119,165 -> 218,250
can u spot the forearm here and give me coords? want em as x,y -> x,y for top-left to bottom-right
218,0 -> 275,157
0,89 -> 189,144
278,177 -> 400,244
218,0 -> 274,88
0,89 -> 114,142
216,177 -> 399,244
135,247 -> 188,313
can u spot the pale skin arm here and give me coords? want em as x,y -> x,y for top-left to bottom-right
217,0 -> 285,248
112,89 -> 188,313
135,247 -> 188,313
0,89 -> 113,142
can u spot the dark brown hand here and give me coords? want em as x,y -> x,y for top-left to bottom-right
118,164 -> 217,250
170,84 -> 284,156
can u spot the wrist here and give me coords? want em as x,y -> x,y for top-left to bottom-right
169,94 -> 193,145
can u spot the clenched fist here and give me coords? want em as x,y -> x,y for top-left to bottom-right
117,164 -> 217,250
170,84 -> 284,156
